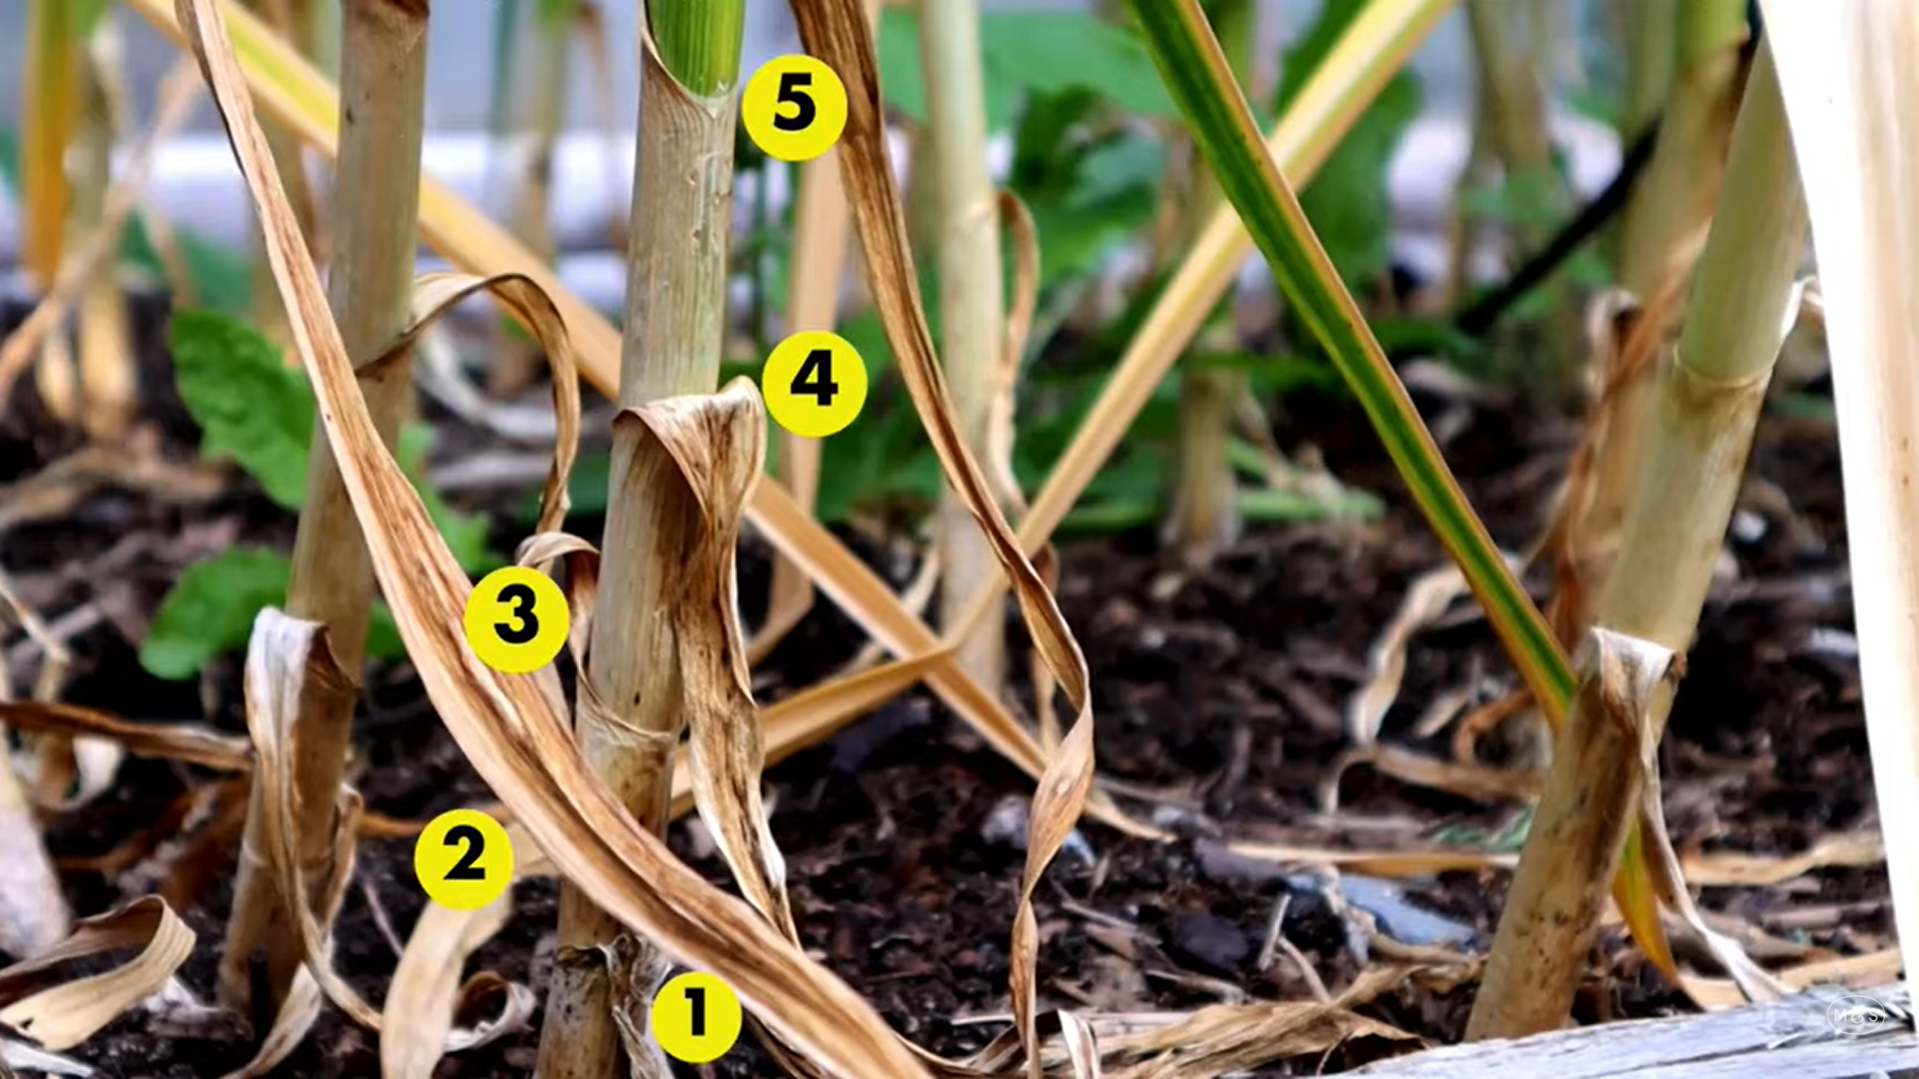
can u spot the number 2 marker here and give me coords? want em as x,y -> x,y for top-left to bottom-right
415,808 -> 514,910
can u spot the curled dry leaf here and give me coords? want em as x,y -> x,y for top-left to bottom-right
986,192 -> 1068,755
175,2 -> 936,1073
1348,565 -> 1469,747
242,610 -> 544,1076
791,0 -> 1101,1069
988,189 -> 1041,519
381,887 -> 525,1079
0,896 -> 195,1051
1637,766 -> 1787,1007
1539,288 -> 1642,647
625,387 -> 798,938
393,271 -> 581,535
234,608 -> 378,1029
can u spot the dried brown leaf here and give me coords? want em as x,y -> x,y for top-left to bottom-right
1681,832 -> 1884,887
1095,968 -> 1422,1079
1680,949 -> 1901,1010
790,2 -> 1101,1069
394,271 -> 581,534
0,701 -> 250,771
1228,842 -> 1516,876
0,896 -> 195,1051
381,884 -> 526,1079
175,3 -> 935,1072
625,387 -> 795,938
237,609 -> 379,1029
989,189 -> 1040,517
1637,766 -> 1786,1007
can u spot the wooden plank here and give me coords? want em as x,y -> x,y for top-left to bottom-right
1353,984 -> 1919,1079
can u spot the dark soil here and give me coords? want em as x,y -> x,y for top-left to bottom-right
0,295 -> 1891,1077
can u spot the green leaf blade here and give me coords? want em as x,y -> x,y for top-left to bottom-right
1123,0 -> 1576,714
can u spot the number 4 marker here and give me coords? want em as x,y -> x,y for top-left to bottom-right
761,331 -> 868,439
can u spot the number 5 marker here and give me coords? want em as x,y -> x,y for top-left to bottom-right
760,330 -> 868,439
740,55 -> 848,162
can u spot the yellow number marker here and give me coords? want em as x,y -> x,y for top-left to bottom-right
651,971 -> 742,1063
462,566 -> 568,674
414,808 -> 513,910
741,54 -> 847,162
760,330 -> 868,439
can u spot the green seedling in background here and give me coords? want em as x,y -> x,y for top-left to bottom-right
141,309 -> 496,680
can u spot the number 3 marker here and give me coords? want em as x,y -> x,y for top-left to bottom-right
463,566 -> 569,674
415,809 -> 514,910
740,55 -> 847,162
760,331 -> 868,439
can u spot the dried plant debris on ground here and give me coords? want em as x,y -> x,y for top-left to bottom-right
0,298 -> 1889,1077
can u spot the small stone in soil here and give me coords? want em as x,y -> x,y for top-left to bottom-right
1164,912 -> 1253,976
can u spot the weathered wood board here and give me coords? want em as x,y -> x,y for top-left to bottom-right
1352,984 -> 1919,1079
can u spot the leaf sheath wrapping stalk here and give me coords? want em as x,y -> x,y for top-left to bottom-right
1471,40 -> 1806,1035
1468,629 -> 1675,1039
540,17 -> 743,1075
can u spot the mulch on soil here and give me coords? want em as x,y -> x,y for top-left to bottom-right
0,296 -> 1889,1077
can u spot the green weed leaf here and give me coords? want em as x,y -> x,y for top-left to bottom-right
878,8 -> 1176,130
140,547 -> 410,680
168,308 -> 315,509
139,548 -> 292,680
